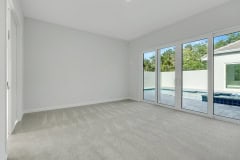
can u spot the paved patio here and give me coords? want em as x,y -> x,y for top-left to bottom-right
144,90 -> 240,120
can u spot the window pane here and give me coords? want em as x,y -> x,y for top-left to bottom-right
214,31 -> 240,119
143,51 -> 156,101
158,47 -> 176,106
182,39 -> 208,113
226,64 -> 240,88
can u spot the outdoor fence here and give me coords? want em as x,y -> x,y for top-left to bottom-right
144,70 -> 208,91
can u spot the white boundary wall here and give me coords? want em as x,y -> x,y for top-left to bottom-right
144,70 -> 208,91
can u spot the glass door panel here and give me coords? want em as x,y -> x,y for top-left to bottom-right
182,39 -> 208,113
143,51 -> 156,101
158,47 -> 176,106
214,31 -> 240,119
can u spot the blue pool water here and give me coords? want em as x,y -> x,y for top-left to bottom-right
202,93 -> 240,106
145,88 -> 240,107
144,88 -> 207,101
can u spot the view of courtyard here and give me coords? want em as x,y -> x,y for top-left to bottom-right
143,31 -> 240,120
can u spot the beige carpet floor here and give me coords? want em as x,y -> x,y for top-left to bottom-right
8,100 -> 240,160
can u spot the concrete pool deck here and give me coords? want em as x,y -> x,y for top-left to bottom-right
144,90 -> 240,120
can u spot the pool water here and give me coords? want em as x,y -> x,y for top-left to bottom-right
144,88 -> 207,101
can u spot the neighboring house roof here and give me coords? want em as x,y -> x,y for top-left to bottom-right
215,40 -> 240,54
202,40 -> 240,61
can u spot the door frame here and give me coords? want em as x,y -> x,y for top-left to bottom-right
6,7 -> 18,135
0,0 -> 7,159
6,0 -> 22,136
6,0 -> 21,136
141,26 -> 240,124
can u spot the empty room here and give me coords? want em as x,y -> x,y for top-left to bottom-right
1,0 -> 240,160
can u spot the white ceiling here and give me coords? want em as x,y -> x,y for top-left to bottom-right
20,0 -> 231,41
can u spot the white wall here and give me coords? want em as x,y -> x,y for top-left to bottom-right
23,18 -> 129,113
144,72 -> 155,89
183,70 -> 207,91
144,71 -> 208,91
214,53 -> 240,93
129,0 -> 240,101
160,72 -> 175,89
0,0 -> 7,159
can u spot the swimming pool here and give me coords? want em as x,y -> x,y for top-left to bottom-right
144,88 -> 207,101
145,88 -> 240,107
202,93 -> 240,106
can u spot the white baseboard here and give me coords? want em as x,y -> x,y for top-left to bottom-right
24,97 -> 130,114
128,97 -> 139,102
18,112 -> 23,122
12,120 -> 18,133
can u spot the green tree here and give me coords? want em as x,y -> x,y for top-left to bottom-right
214,33 -> 240,49
160,49 -> 175,72
214,40 -> 227,49
183,43 -> 207,71
144,55 -> 155,72
143,32 -> 240,72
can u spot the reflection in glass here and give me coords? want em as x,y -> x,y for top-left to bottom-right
143,51 -> 156,101
182,39 -> 208,113
159,47 -> 176,106
214,32 -> 240,119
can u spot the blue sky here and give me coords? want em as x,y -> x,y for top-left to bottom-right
144,47 -> 176,59
144,51 -> 155,59
144,46 -> 176,59
214,32 -> 240,44
160,46 -> 175,54
214,35 -> 227,44
183,39 -> 208,48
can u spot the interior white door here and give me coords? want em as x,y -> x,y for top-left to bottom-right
7,14 -> 17,134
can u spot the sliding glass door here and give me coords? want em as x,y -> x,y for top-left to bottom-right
142,28 -> 240,122
158,47 -> 176,106
214,31 -> 240,119
182,39 -> 208,113
143,51 -> 156,101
